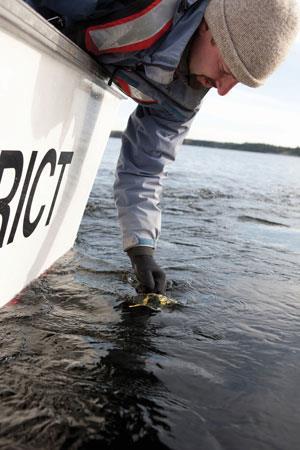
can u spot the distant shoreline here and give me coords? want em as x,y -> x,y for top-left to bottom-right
110,130 -> 300,157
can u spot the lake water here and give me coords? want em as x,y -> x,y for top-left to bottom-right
1,138 -> 299,449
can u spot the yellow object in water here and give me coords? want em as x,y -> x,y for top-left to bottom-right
128,293 -> 179,311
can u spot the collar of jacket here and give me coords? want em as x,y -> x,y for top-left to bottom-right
143,0 -> 208,85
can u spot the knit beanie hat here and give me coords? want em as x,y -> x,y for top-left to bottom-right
204,0 -> 300,87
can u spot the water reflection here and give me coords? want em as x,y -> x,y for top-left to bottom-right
0,258 -> 172,449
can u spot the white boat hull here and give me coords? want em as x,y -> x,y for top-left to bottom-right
0,0 -> 123,307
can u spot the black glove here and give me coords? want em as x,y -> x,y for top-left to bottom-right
127,246 -> 166,294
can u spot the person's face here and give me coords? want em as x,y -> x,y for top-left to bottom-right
188,20 -> 238,96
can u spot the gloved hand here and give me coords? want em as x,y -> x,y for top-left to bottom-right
127,246 -> 166,294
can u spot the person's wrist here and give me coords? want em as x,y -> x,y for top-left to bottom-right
126,246 -> 154,257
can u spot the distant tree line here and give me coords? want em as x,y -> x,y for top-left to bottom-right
110,130 -> 300,157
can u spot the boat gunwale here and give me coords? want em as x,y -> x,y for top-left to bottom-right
0,0 -> 124,99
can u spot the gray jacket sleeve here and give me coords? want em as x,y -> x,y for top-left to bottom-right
113,104 -> 196,251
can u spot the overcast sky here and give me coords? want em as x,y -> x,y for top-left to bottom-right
115,19 -> 300,148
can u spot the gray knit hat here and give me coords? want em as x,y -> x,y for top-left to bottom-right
204,0 -> 300,87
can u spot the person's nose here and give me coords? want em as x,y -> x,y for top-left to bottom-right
216,77 -> 238,96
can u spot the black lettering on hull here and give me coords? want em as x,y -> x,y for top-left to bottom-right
0,151 -> 24,247
0,149 -> 73,248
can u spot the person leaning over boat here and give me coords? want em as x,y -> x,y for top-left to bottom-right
24,0 -> 300,294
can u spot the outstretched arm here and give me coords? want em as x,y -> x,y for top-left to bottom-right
114,104 -> 196,293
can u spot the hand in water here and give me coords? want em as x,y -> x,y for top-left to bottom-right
127,249 -> 166,294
